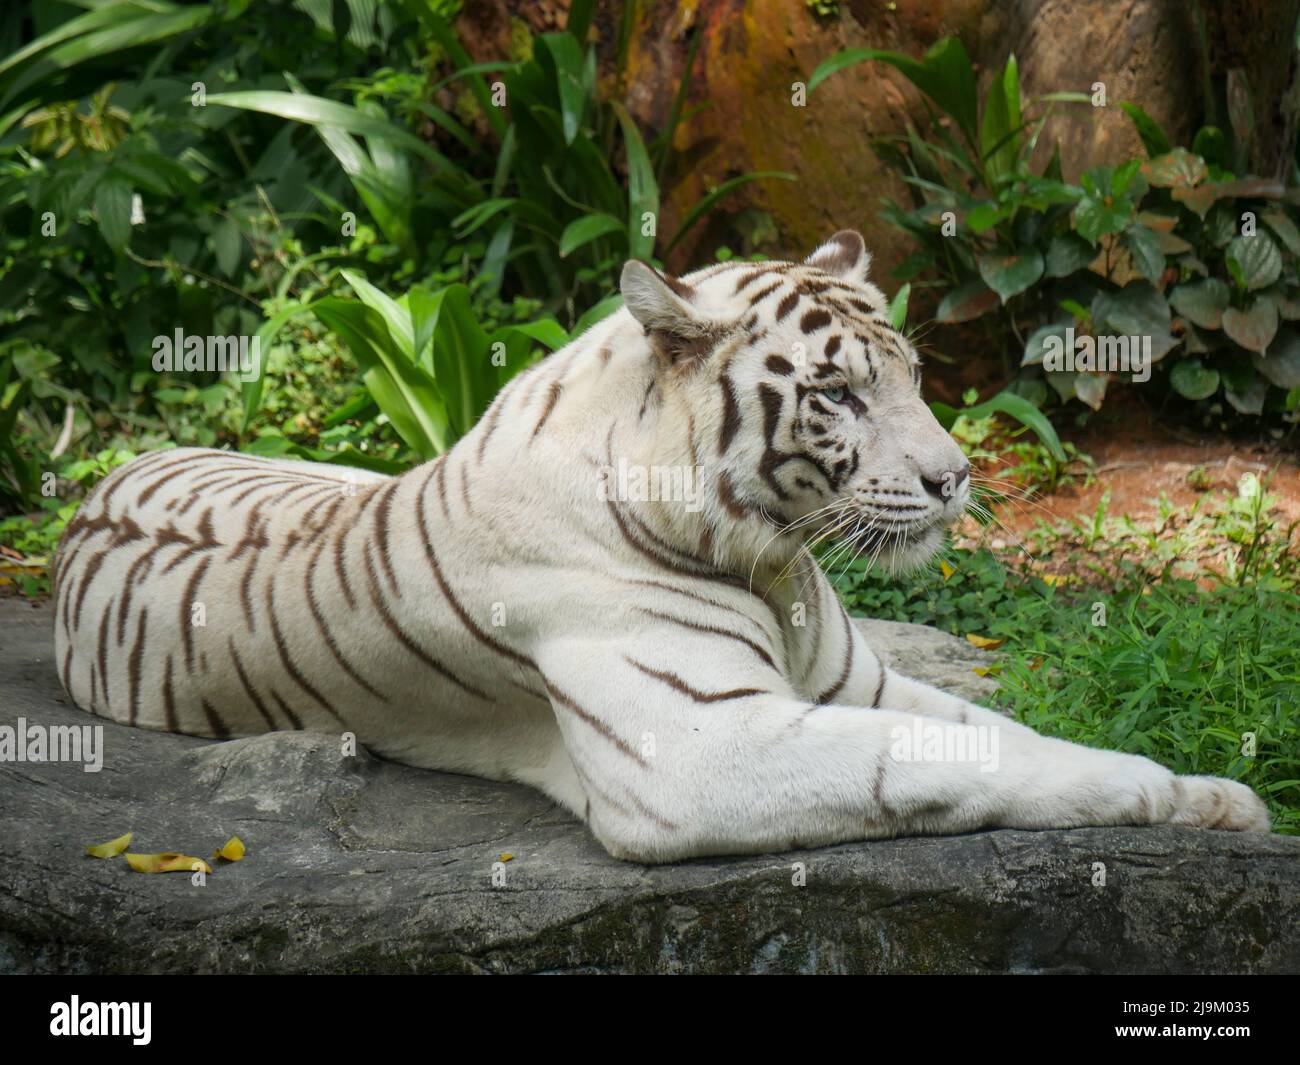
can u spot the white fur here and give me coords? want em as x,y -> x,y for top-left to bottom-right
52,235 -> 1270,862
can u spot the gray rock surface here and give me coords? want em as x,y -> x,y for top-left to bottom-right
1,598 -> 1297,974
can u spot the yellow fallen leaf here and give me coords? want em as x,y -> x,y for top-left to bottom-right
86,832 -> 133,859
972,665 -> 1004,678
939,560 -> 956,581
125,852 -> 213,875
966,633 -> 1006,650
214,836 -> 246,862
499,853 -> 514,863
1040,573 -> 1070,586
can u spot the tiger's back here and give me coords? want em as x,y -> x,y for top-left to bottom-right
50,444 -> 571,779
53,450 -> 387,736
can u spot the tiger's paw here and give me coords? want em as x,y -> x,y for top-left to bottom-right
1168,775 -> 1271,833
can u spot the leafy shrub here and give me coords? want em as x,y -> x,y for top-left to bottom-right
0,1 -> 798,504
811,36 -> 1300,422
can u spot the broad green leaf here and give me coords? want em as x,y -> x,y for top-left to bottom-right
609,102 -> 658,259
1045,232 -> 1095,277
1192,125 -> 1227,168
559,213 -> 625,257
1023,322 -> 1072,367
313,299 -> 448,457
809,37 -> 978,148
1119,102 -> 1172,157
1140,148 -> 1207,189
1253,327 -> 1300,388
207,90 -> 449,169
1205,202 -> 1239,247
1222,295 -> 1278,354
912,36 -> 981,148
1073,373 -> 1109,410
342,269 -> 415,359
1224,373 -> 1266,414
1092,282 -> 1171,336
501,319 -> 570,350
1169,358 -> 1220,400
1262,210 -> 1300,257
965,203 -> 1006,234
93,173 -> 132,251
1226,232 -> 1282,291
1122,224 -> 1166,285
980,54 -> 1020,179
1169,279 -> 1230,329
407,284 -> 441,367
936,281 -> 998,323
931,389 -> 1065,461
977,249 -> 1043,303
1171,181 -> 1219,218
889,283 -> 911,331
1075,195 -> 1133,244
273,78 -> 417,253
1110,158 -> 1144,200
428,284 -> 496,438
540,33 -> 587,145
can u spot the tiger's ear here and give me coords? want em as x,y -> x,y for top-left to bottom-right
621,260 -> 718,368
805,230 -> 870,283
621,260 -> 702,333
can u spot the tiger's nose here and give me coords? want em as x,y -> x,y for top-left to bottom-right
921,464 -> 970,501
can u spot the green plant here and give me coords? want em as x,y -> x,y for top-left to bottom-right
995,580 -> 1300,834
828,536 -> 1300,834
811,35 -> 1300,423
0,0 -> 426,485
407,3 -> 794,312
828,545 -> 1048,637
890,286 -> 1068,464
1020,473 -> 1300,591
259,269 -> 572,463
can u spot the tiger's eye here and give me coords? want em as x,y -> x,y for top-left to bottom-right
821,386 -> 846,403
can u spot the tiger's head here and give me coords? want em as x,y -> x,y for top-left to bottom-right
620,230 -> 970,574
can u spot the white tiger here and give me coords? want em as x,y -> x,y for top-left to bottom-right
52,230 -> 1270,861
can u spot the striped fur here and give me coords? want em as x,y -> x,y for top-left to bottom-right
53,230 -> 1269,861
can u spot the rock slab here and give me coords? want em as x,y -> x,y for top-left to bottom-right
1,598 -> 1297,974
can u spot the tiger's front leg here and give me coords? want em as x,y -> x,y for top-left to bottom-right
538,636 -> 1270,864
795,580 -> 1042,737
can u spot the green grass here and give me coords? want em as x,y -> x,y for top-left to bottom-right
829,546 -> 1300,834
995,580 -> 1300,834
